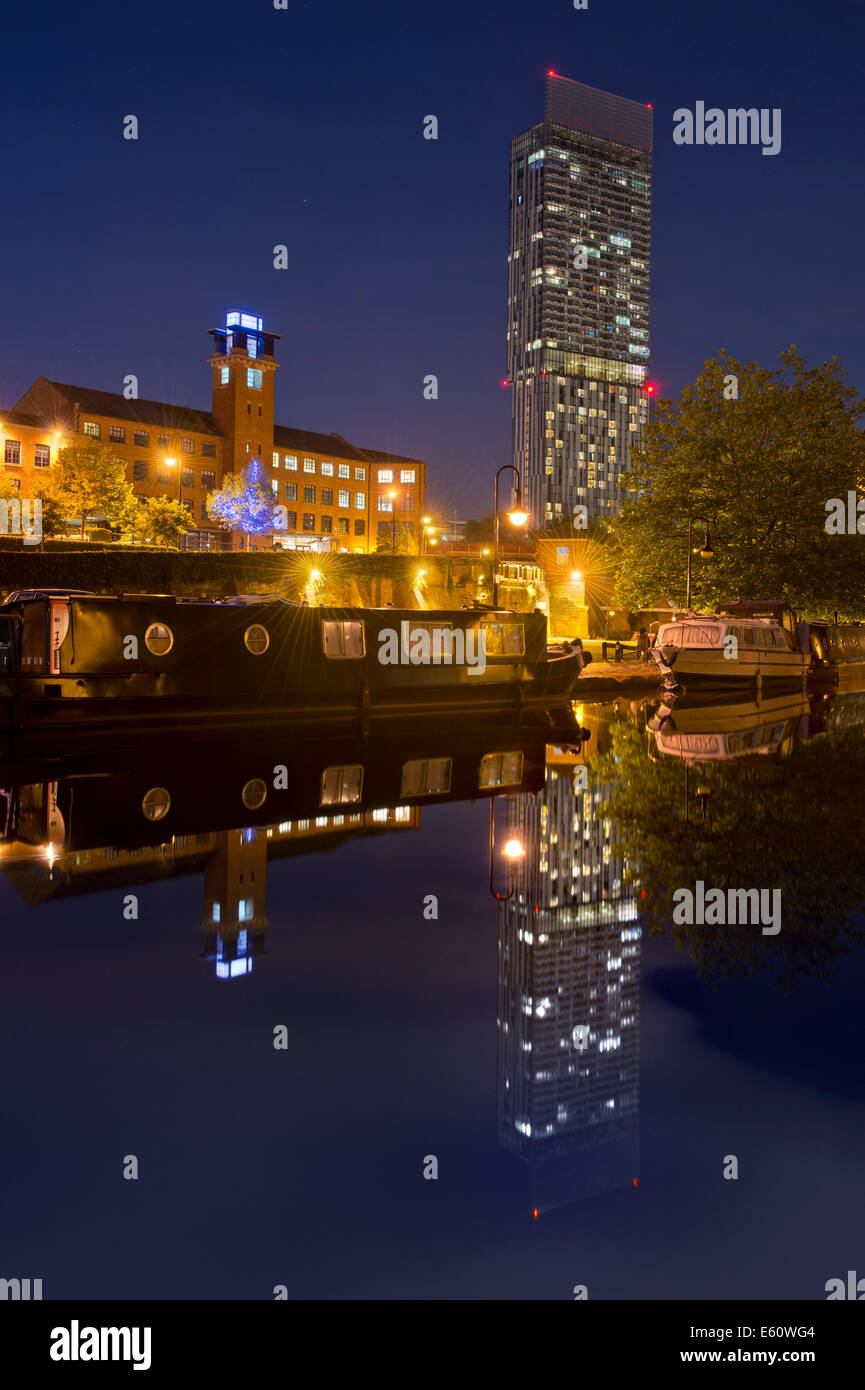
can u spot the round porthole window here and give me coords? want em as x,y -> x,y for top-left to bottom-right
242,778 -> 268,811
244,623 -> 270,655
144,622 -> 174,656
142,787 -> 171,821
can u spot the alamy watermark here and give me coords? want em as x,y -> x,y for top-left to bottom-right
0,497 -> 42,546
378,621 -> 486,674
672,881 -> 781,934
673,103 -> 781,157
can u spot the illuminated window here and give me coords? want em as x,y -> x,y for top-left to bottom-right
144,622 -> 174,656
142,787 -> 171,821
378,468 -> 393,483
377,497 -> 393,512
338,489 -> 350,508
220,367 -> 229,385
322,620 -> 365,659
109,425 -> 126,443
321,461 -> 334,476
480,621 -> 525,656
354,492 -> 364,510
244,624 -> 270,655
34,444 -> 50,468
212,903 -> 221,923
286,455 -> 298,470
180,438 -> 194,454
400,468 -> 415,483
241,779 -> 267,810
247,369 -> 262,390
4,440 -> 20,465
355,467 -> 366,480
400,758 -> 452,797
320,764 -> 364,806
478,751 -> 524,788
338,464 -> 349,479
303,485 -> 315,503
303,457 -> 315,473
239,898 -> 254,921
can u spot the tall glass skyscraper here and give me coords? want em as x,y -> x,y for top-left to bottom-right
507,73 -> 653,528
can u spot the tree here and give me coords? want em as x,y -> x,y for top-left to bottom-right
53,441 -> 136,538
608,348 -> 865,619
140,496 -> 192,548
32,488 -> 69,542
207,458 -> 274,539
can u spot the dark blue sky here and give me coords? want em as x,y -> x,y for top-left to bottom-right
2,0 -> 864,516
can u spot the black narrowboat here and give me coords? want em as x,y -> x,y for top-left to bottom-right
0,590 -> 584,747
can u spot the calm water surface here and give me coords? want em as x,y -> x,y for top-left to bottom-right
2,690 -> 864,1300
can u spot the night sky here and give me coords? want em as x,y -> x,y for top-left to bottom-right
3,0 -> 865,518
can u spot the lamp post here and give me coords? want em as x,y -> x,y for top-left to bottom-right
685,516 -> 714,610
493,464 -> 529,609
488,798 -> 525,901
421,515 -> 431,557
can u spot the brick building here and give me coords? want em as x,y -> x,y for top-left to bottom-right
1,310 -> 426,553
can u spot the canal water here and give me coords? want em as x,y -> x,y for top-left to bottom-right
1,688 -> 864,1300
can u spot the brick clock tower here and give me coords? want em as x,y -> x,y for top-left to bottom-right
208,311 -> 280,481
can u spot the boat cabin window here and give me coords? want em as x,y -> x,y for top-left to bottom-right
142,787 -> 171,821
244,623 -> 270,655
479,752 -> 524,788
400,757 -> 453,798
682,623 -> 721,646
773,628 -> 789,649
481,621 -> 525,657
755,627 -> 775,649
322,620 -> 365,659
241,779 -> 268,810
657,624 -> 682,646
320,765 -> 364,806
144,622 -> 174,656
740,627 -> 756,647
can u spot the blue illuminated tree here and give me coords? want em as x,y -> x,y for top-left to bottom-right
207,458 -> 275,537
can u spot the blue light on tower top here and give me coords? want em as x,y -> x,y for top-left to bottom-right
226,311 -> 263,331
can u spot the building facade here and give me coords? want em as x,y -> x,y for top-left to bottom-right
507,73 -> 653,530
1,310 -> 426,553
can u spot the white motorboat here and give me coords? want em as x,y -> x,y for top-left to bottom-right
651,606 -> 808,685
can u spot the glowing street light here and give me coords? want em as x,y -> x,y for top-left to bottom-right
503,838 -> 525,860
570,570 -> 582,583
493,464 -> 529,608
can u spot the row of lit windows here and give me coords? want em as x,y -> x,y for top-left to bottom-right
277,483 -> 364,509
4,441 -> 51,467
271,454 -> 362,480
81,421 -> 218,456
377,467 -> 416,484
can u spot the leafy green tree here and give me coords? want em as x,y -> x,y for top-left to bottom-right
608,348 -> 865,619
140,496 -> 191,548
53,441 -> 136,538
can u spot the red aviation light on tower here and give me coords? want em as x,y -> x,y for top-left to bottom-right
644,382 -> 657,396
547,70 -> 557,77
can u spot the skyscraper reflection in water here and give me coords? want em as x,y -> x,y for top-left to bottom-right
498,707 -> 641,1211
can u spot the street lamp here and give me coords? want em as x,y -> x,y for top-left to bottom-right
493,464 -> 529,609
685,516 -> 714,610
488,798 -> 525,901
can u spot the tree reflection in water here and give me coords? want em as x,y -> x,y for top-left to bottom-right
591,715 -> 865,989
